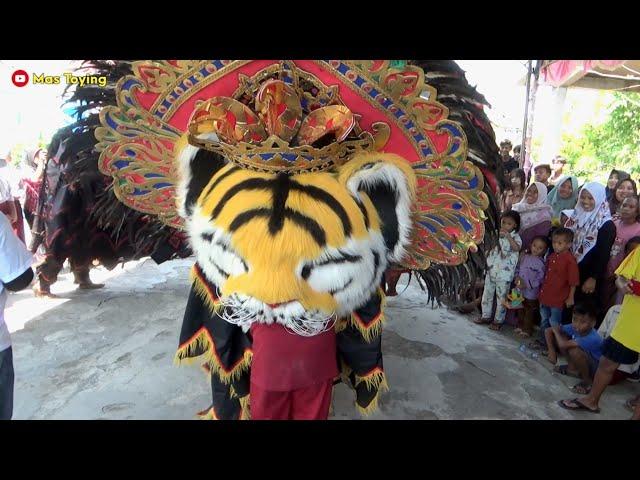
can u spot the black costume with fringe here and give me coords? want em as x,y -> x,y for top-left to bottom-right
34,61 -> 190,290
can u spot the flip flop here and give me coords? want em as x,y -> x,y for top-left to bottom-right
625,397 -> 640,412
558,398 -> 600,414
473,317 -> 492,325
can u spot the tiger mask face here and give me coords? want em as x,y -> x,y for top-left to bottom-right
177,140 -> 417,334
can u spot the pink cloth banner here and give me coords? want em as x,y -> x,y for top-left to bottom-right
541,60 -> 626,87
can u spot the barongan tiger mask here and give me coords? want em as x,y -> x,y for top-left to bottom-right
177,141 -> 416,333
96,60 -> 490,417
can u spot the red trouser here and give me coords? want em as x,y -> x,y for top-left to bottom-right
250,379 -> 333,420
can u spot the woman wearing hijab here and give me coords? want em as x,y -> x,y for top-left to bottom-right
605,169 -> 630,201
547,175 -> 579,224
565,182 -> 617,323
512,181 -> 553,252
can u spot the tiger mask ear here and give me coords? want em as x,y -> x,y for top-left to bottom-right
338,152 -> 417,264
175,133 -> 227,220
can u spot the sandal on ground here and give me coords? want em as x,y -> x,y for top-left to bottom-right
517,330 -> 531,338
473,317 -> 492,325
557,398 -> 600,414
553,365 -> 581,379
527,341 -> 544,351
625,396 -> 640,412
571,381 -> 592,395
488,322 -> 503,331
33,287 -> 59,299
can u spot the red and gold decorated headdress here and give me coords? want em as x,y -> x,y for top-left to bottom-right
96,60 -> 489,269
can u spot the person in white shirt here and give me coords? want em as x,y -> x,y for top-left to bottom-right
0,212 -> 34,420
598,304 -> 640,382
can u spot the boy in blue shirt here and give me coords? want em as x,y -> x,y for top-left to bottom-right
544,302 -> 603,395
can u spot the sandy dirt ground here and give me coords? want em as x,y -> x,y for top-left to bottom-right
5,258 -> 638,420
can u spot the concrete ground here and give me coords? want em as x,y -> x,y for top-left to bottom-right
5,258 -> 638,420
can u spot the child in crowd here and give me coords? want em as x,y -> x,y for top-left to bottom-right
560,209 -> 573,227
606,236 -> 640,308
535,228 -> 580,345
475,210 -> 522,331
512,235 -> 549,338
545,302 -> 603,395
533,164 -> 553,193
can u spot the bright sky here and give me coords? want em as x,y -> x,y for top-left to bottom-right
0,59 -> 612,163
456,60 -> 529,140
0,60 -> 78,154
456,60 -> 613,160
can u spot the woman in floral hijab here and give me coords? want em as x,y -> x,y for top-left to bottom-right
565,182 -> 616,323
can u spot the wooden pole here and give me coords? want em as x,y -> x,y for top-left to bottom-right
521,60 -> 532,169
522,60 -> 541,181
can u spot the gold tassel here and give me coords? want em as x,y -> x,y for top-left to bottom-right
192,271 -> 223,315
206,349 -> 253,385
347,289 -> 387,343
349,310 -> 385,343
356,392 -> 381,417
355,371 -> 389,417
173,328 -> 212,366
174,327 -> 253,385
239,395 -> 251,420
355,368 -> 387,391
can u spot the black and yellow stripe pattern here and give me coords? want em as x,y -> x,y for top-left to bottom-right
188,159 -> 387,314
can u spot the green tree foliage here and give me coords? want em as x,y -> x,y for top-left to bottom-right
561,92 -> 640,182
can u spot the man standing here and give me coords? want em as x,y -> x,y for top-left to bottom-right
513,145 -> 522,166
500,140 -> 518,177
0,212 -> 34,420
